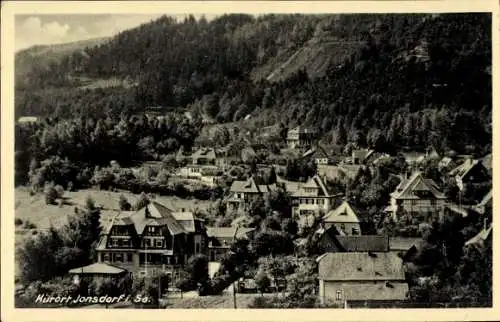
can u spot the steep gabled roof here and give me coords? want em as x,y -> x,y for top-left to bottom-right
448,158 -> 483,180
391,171 -> 446,200
465,226 -> 492,246
317,252 -> 405,281
230,176 -> 260,193
323,201 -> 360,223
474,189 -> 492,214
291,175 -> 331,197
352,149 -> 374,161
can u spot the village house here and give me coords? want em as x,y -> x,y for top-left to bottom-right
225,176 -> 277,213
317,252 -> 409,306
176,164 -> 222,186
350,149 -> 374,165
302,146 -> 332,165
322,200 -> 361,235
385,171 -> 447,222
448,158 -> 490,191
206,226 -> 255,262
286,126 -> 317,150
95,201 -> 207,277
283,175 -> 338,226
17,116 -> 39,125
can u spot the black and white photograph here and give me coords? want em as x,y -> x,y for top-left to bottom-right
2,0 -> 498,318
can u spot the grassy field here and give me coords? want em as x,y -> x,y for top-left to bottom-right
14,187 -> 214,278
15,187 -> 213,230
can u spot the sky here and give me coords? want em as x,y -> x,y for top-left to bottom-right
14,14 -> 218,51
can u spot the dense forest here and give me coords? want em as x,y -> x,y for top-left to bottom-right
15,13 -> 492,186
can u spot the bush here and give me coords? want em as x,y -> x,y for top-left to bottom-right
54,185 -> 64,198
23,220 -> 37,229
44,185 -> 58,205
15,218 -> 24,226
118,194 -> 132,211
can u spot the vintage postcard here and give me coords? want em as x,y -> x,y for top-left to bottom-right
1,0 -> 499,321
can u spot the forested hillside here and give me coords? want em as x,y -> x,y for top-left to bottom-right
16,13 -> 492,155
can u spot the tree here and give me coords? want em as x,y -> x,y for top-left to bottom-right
44,183 -> 58,205
186,254 -> 209,286
118,194 -> 132,211
134,193 -> 150,210
254,270 -> 271,295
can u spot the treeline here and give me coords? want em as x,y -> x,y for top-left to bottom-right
15,112 -> 201,187
16,13 -> 491,155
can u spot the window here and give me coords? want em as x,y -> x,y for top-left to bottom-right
144,239 -> 151,247
102,253 -> 109,262
156,240 -> 163,248
127,253 -> 133,262
112,239 -> 119,247
195,243 -> 200,253
318,199 -> 324,205
148,226 -> 156,234
336,290 -> 343,300
340,223 -> 346,231
114,253 -> 124,263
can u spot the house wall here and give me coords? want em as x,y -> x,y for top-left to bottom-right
316,158 -> 329,165
321,280 -> 406,304
391,198 -> 445,220
293,197 -> 332,218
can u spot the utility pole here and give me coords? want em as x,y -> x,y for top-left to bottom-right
233,280 -> 237,309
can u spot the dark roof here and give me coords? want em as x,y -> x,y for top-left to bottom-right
68,263 -> 126,275
206,226 -> 254,239
317,252 -> 406,281
230,176 -> 276,194
389,237 -> 424,252
106,201 -> 187,236
336,235 -> 390,252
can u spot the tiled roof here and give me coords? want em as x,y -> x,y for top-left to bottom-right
391,171 -> 446,200
352,149 -> 373,161
336,235 -> 390,252
389,237 -> 424,252
317,252 -> 405,281
206,226 -> 254,239
68,262 -> 126,275
323,201 -> 360,224
289,175 -> 331,197
229,177 -> 275,194
172,211 -> 196,233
